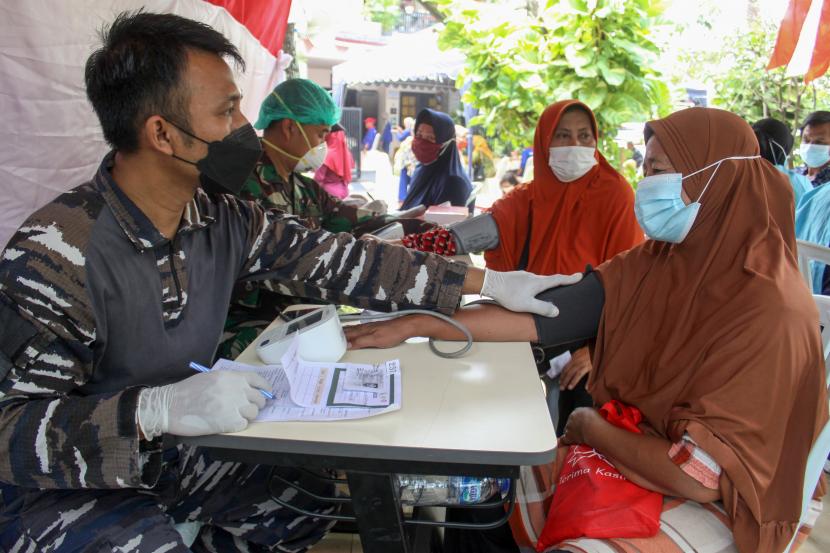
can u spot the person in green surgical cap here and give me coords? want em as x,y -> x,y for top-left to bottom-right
218,78 -> 424,358
239,78 -> 381,231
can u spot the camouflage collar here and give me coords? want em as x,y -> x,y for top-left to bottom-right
94,152 -> 216,251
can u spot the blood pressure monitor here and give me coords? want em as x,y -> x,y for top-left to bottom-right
256,305 -> 347,364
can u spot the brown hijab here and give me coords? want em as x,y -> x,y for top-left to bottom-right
591,108 -> 827,553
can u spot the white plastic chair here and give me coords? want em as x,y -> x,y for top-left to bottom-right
797,240 -> 830,291
815,294 -> 830,386
784,417 -> 830,552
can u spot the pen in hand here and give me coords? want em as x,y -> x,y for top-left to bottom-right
189,362 -> 275,400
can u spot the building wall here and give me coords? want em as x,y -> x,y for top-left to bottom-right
307,65 -> 332,89
344,83 -> 460,130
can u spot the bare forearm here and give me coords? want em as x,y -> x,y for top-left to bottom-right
461,267 -> 484,294
586,421 -> 720,503
406,304 -> 538,342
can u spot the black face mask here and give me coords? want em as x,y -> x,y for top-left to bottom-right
170,122 -> 262,195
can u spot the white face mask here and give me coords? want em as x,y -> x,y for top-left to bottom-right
548,146 -> 597,182
296,141 -> 328,172
263,121 -> 328,173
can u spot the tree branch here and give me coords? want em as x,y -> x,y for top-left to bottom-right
417,1 -> 446,22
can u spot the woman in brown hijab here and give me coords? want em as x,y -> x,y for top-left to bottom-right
345,108 -> 828,552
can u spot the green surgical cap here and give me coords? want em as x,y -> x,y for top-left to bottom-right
254,78 -> 341,130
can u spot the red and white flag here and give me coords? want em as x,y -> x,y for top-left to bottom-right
768,0 -> 830,82
0,0 -> 291,248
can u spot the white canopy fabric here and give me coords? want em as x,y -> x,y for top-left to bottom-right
332,27 -> 464,85
0,0 -> 289,249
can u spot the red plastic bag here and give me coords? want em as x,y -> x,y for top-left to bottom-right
535,400 -> 663,551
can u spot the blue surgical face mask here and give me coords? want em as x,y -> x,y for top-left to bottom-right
799,142 -> 830,168
635,155 -> 759,243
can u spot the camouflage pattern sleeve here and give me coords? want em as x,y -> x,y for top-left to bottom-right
236,199 -> 467,314
0,191 -> 160,490
313,181 -> 364,234
299,174 -> 383,234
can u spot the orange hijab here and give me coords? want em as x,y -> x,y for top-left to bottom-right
484,100 -> 643,274
592,108 -> 828,553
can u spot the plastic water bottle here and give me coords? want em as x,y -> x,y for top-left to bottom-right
396,475 -> 510,506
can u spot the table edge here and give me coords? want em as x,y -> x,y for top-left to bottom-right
175,434 -> 558,467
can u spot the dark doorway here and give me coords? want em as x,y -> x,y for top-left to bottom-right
356,90 -> 379,124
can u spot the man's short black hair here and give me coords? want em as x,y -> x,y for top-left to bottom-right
752,117 -> 794,165
84,11 -> 245,152
801,110 -> 830,134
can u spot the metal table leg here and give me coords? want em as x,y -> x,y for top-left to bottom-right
346,471 -> 409,553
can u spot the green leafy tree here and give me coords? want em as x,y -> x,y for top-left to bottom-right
363,0 -> 402,34
702,21 -> 830,136
432,0 -> 671,156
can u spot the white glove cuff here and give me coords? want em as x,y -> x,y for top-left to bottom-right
137,386 -> 171,441
480,268 -> 500,299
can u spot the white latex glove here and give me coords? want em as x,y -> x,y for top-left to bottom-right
480,269 -> 583,317
137,371 -> 270,439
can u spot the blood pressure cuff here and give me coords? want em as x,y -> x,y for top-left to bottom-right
0,294 -> 39,381
448,213 -> 500,254
532,270 -> 605,348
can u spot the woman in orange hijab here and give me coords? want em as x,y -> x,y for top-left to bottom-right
402,100 -> 643,405
347,108 -> 828,552
484,99 -> 642,275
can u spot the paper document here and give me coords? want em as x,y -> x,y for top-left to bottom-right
211,336 -> 401,422
546,350 -> 572,380
280,335 -> 393,408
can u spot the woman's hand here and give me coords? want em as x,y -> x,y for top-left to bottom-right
344,318 -> 417,349
560,407 -> 604,446
559,346 -> 592,390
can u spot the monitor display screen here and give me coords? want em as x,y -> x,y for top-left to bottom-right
285,309 -> 324,334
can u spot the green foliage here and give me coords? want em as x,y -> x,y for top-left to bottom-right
692,21 -> 830,136
620,158 -> 641,188
433,0 -> 671,155
363,0 -> 401,34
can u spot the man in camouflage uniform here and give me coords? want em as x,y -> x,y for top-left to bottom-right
0,11 -> 570,553
241,79 -> 381,234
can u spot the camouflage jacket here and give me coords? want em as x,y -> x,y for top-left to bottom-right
239,151 -> 380,233
221,152 -> 390,359
0,153 -> 467,491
